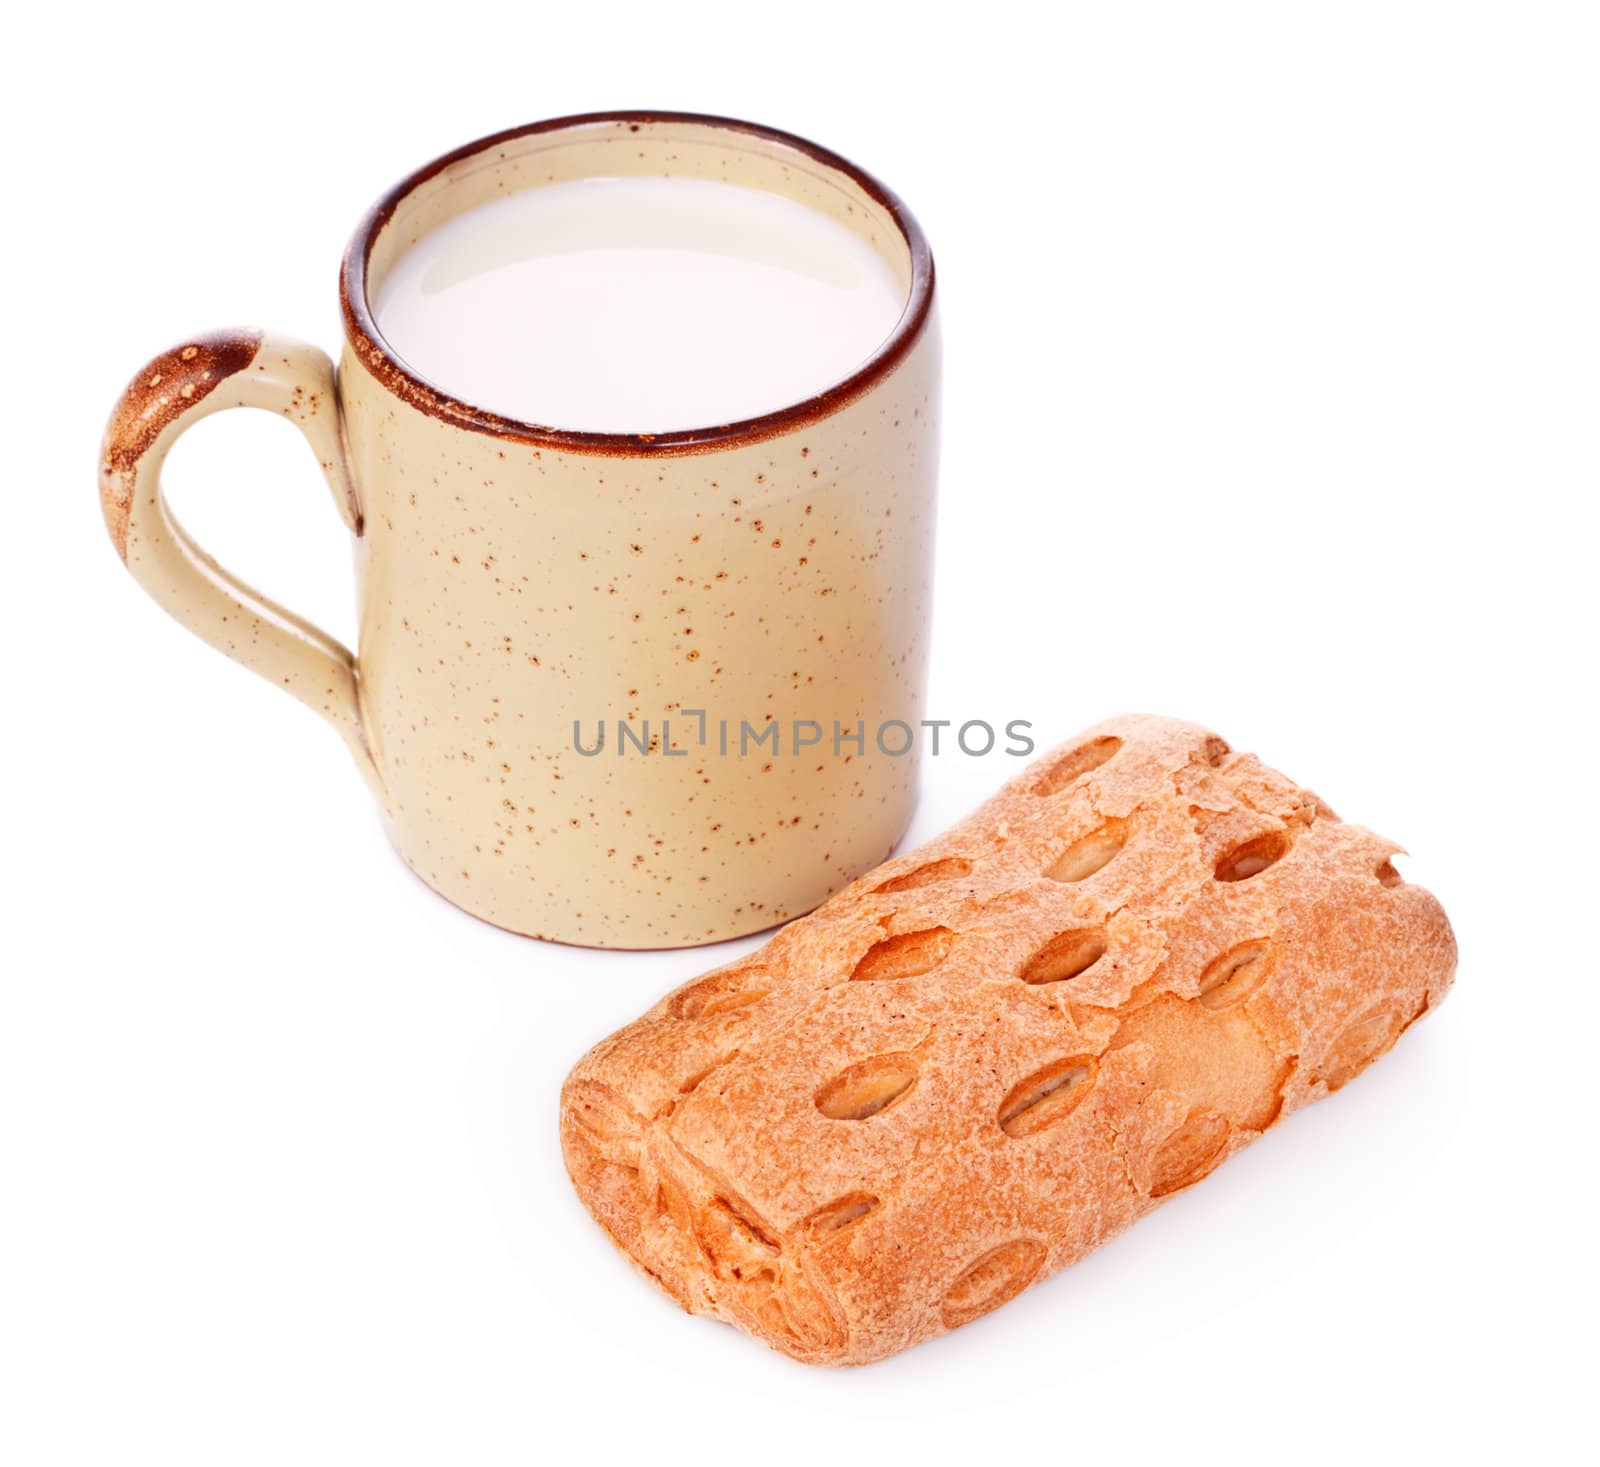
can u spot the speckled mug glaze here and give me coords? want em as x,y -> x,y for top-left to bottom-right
99,113 -> 940,947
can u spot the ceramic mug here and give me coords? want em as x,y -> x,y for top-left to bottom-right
99,112 -> 939,947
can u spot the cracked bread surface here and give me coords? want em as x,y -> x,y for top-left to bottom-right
559,714 -> 1457,1365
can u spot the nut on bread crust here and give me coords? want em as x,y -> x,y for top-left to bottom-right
560,715 -> 1456,1365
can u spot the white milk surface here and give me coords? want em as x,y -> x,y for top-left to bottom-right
374,177 -> 907,433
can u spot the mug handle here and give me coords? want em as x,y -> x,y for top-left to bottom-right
98,330 -> 384,800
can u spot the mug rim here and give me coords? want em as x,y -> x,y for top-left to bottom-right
338,110 -> 936,457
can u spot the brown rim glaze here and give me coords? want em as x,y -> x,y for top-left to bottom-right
338,110 -> 936,457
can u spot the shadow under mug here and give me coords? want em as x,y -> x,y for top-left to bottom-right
99,111 -> 940,948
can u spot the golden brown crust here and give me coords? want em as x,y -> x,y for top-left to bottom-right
560,715 -> 1457,1365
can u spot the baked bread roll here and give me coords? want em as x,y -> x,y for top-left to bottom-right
560,715 -> 1456,1365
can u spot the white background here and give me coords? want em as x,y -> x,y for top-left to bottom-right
4,3 -> 1595,1462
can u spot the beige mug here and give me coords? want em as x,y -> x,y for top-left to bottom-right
99,112 -> 939,948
